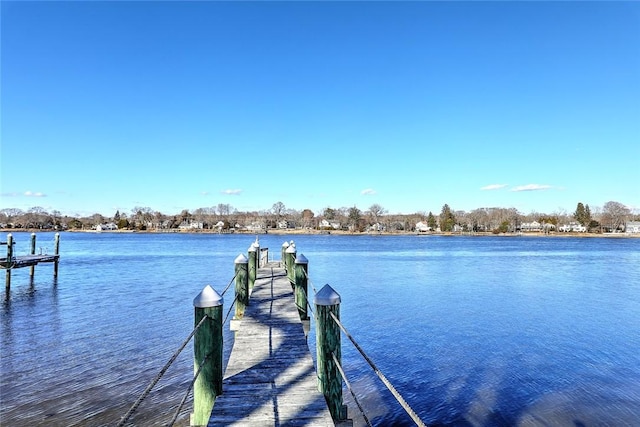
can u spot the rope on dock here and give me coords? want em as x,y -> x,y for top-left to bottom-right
329,311 -> 428,427
331,352 -> 373,427
116,314 -> 210,427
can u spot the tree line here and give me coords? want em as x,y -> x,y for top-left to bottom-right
0,200 -> 637,233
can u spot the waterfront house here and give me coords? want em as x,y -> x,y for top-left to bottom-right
416,221 -> 431,232
625,221 -> 640,233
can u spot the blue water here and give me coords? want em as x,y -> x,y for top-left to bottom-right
1,232 -> 639,426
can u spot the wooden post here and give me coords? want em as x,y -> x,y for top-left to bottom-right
54,232 -> 60,277
253,237 -> 260,267
294,254 -> 309,320
5,233 -> 12,290
248,243 -> 257,291
192,285 -> 224,426
285,244 -> 296,285
234,253 -> 249,319
30,233 -> 36,276
281,241 -> 289,268
315,284 -> 347,421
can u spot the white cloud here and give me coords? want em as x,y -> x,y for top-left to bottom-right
361,188 -> 376,195
511,184 -> 552,192
480,184 -> 508,191
221,189 -> 242,195
24,190 -> 46,197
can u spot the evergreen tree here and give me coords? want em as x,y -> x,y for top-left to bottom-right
574,203 -> 587,225
427,211 -> 437,230
439,204 -> 456,232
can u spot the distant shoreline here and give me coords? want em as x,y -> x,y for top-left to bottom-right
2,228 -> 639,238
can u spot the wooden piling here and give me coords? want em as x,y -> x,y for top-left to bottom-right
30,233 -> 36,276
234,253 -> 249,319
248,243 -> 257,291
5,234 -> 12,289
315,284 -> 347,421
192,285 -> 224,427
294,254 -> 309,320
54,233 -> 60,277
281,241 -> 289,268
285,244 -> 296,284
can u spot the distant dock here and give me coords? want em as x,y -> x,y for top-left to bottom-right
1,233 -> 60,289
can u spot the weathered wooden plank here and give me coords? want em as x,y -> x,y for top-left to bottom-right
207,263 -> 334,426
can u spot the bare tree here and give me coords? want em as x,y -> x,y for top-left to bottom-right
367,204 -> 386,226
272,201 -> 286,219
601,201 -> 631,231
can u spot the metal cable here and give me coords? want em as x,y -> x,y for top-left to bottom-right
223,294 -> 239,324
301,268 -> 318,294
116,315 -> 209,427
220,271 -> 238,296
329,312 -> 427,427
331,352 -> 373,427
167,350 -> 212,427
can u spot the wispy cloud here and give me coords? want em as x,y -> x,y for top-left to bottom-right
24,190 -> 47,197
1,192 -> 20,197
361,188 -> 376,195
221,189 -> 242,195
201,191 -> 210,196
480,184 -> 508,191
511,184 -> 552,192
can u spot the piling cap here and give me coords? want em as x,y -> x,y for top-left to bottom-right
251,241 -> 260,249
248,244 -> 257,252
235,253 -> 248,264
295,253 -> 308,264
285,245 -> 297,254
193,285 -> 223,308
315,284 -> 341,306
282,241 -> 290,248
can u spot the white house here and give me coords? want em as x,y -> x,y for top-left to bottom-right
96,222 -> 118,231
625,221 -> 640,234
319,219 -> 341,230
415,221 -> 431,232
559,222 -> 587,232
520,221 -> 541,232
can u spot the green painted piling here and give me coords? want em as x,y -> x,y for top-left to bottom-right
281,241 -> 289,268
30,233 -> 36,276
294,254 -> 309,320
192,285 -> 224,426
54,233 -> 60,277
285,244 -> 296,284
315,284 -> 347,421
248,243 -> 257,291
234,253 -> 249,319
5,234 -> 13,289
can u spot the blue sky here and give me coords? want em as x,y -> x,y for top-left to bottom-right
2,1 -> 639,218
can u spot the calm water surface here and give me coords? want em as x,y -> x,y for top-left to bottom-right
1,232 -> 639,426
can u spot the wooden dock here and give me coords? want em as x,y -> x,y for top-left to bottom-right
207,261 -> 335,426
0,254 -> 59,269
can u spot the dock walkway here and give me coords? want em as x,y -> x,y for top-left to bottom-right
207,261 -> 334,426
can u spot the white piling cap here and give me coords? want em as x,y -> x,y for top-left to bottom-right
315,284 -> 341,306
285,245 -> 296,253
282,241 -> 290,248
251,241 -> 260,248
248,244 -> 257,252
295,253 -> 308,264
235,253 -> 248,264
193,285 -> 223,308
